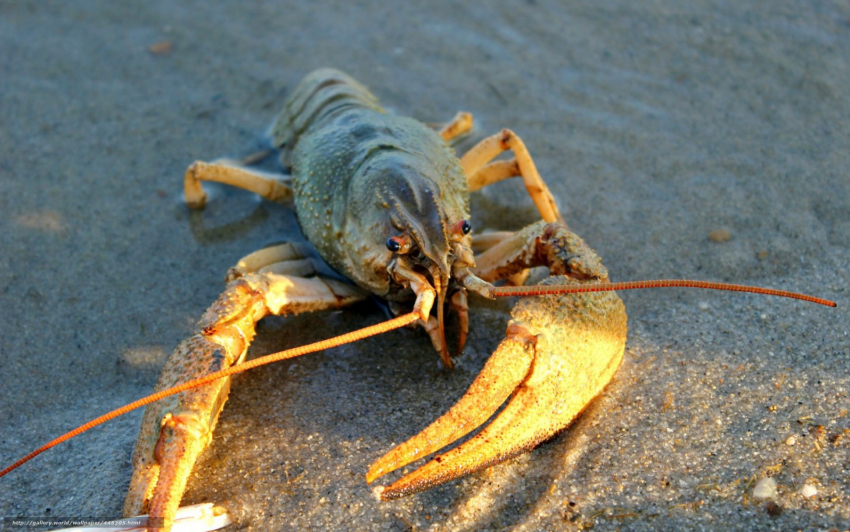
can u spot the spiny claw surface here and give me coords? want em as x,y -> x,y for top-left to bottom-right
123,277 -> 264,531
368,275 -> 627,499
123,271 -> 366,531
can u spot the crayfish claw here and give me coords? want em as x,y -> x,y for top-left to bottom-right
123,335 -> 235,531
366,325 -> 535,484
369,275 -> 627,499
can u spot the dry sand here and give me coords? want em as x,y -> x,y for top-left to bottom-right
1,1 -> 848,530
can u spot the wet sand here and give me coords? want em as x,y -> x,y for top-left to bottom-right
1,1 -> 848,530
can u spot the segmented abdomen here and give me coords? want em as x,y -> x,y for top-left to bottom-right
270,68 -> 384,166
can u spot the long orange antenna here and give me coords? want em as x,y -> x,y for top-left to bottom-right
493,279 -> 837,307
0,311 -> 420,479
1,280 -> 835,478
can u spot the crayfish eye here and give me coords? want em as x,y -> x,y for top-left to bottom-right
450,219 -> 472,238
386,234 -> 413,254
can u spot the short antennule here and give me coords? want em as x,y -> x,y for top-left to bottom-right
492,279 -> 837,308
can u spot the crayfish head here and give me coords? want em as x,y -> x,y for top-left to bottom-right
375,167 -> 474,368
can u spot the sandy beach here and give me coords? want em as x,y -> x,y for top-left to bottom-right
1,1 -> 848,530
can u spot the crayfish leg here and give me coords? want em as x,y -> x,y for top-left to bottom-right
472,220 -> 608,284
460,128 -> 564,224
438,111 -> 474,142
183,160 -> 293,209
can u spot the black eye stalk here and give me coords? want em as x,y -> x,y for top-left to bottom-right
461,220 -> 471,235
386,237 -> 401,252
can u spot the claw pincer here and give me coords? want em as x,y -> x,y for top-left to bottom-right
124,272 -> 362,529
123,279 -> 261,529
368,274 -> 627,499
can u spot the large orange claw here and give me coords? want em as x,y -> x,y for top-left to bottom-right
367,275 -> 628,499
123,272 -> 366,530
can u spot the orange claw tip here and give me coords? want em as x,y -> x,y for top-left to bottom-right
365,465 -> 381,485
371,482 -> 429,501
365,468 -> 378,485
365,458 -> 398,485
371,483 -> 413,502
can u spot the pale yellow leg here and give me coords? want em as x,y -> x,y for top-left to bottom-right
184,160 -> 293,209
471,231 -> 529,285
471,231 -> 515,254
439,111 -> 474,142
467,159 -> 519,192
472,221 -> 607,283
225,242 -> 314,281
460,129 -> 564,224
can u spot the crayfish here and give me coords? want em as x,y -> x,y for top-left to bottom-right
1,69 -> 834,532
